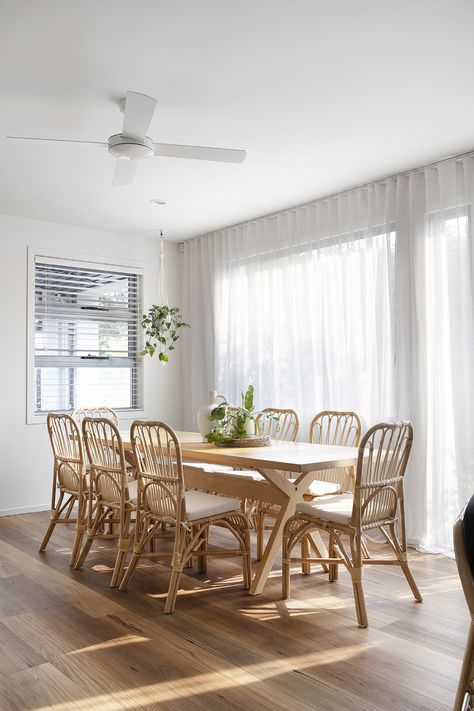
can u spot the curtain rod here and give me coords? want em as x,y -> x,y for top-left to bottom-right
188,146 -> 474,241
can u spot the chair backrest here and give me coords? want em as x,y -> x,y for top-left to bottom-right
309,410 -> 362,490
81,417 -> 130,505
310,410 -> 362,447
47,413 -> 85,493
352,421 -> 413,529
454,495 -> 474,617
72,406 -> 119,427
257,408 -> 299,442
131,420 -> 185,525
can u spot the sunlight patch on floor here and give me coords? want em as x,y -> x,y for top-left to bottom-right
33,644 -> 369,711
66,635 -> 148,655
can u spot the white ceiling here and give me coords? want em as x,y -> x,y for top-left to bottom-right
1,0 -> 474,241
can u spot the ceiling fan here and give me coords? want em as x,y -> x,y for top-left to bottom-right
6,91 -> 247,186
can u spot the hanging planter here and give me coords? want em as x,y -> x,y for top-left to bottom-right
140,232 -> 190,363
140,304 -> 189,362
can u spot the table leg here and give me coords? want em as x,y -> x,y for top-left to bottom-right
249,468 -> 331,593
249,496 -> 294,595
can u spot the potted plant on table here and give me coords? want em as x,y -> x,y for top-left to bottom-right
206,385 -> 271,447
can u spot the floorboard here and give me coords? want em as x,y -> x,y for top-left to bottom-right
0,511 -> 467,710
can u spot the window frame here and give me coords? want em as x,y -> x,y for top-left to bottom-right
27,246 -> 146,425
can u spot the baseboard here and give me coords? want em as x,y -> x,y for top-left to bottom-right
0,504 -> 50,517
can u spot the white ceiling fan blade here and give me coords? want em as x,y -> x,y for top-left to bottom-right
6,136 -> 107,147
153,143 -> 246,163
112,159 -> 138,186
122,91 -> 157,140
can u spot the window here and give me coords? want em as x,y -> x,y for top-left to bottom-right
29,253 -> 143,419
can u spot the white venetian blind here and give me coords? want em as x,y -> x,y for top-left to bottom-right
34,256 -> 143,413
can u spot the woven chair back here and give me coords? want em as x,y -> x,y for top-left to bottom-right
81,417 -> 129,505
353,421 -> 413,529
309,410 -> 362,489
310,410 -> 361,446
72,406 -> 119,427
47,413 -> 85,493
257,408 -> 299,442
131,421 -> 185,525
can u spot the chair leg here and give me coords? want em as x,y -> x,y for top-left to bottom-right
197,528 -> 208,574
165,550 -> 184,615
328,532 -> 339,582
39,491 -> 65,552
361,536 -> 371,560
184,529 -> 193,568
70,494 -> 88,567
120,516 -> 154,591
165,563 -> 183,615
301,535 -> 311,575
454,620 -> 474,711
74,503 -> 108,569
242,526 -> 251,590
64,496 -> 76,520
388,523 -> 423,603
111,510 -> 132,588
400,559 -> 423,602
350,533 -> 368,628
119,552 -> 140,591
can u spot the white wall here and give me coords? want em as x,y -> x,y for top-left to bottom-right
0,214 -> 184,515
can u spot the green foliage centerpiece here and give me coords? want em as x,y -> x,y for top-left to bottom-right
206,385 -> 271,447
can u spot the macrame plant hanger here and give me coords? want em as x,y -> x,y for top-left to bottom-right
157,230 -> 169,364
158,230 -> 168,307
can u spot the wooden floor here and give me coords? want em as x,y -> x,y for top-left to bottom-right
0,511 -> 467,711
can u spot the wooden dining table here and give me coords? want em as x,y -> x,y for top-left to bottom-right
120,430 -> 359,595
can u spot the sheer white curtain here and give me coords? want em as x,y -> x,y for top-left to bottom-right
182,155 -> 474,551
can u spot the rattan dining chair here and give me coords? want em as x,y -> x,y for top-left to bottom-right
71,406 -> 119,426
257,407 -> 299,441
119,420 -> 251,613
74,417 -> 137,587
254,408 -> 299,560
306,410 -> 362,496
72,405 -> 138,475
453,495 -> 474,711
282,421 -> 422,627
39,413 -> 88,567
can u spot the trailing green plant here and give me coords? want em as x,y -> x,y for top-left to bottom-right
140,305 -> 190,363
206,385 -> 270,445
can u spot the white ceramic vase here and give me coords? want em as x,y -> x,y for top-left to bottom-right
197,390 -> 227,441
245,418 -> 256,437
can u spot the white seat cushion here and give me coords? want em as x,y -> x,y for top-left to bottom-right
306,479 -> 341,497
184,490 -> 241,521
296,493 -> 354,526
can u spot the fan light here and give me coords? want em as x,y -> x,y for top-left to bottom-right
108,133 -> 154,160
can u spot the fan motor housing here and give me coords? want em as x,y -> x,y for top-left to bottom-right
108,134 -> 154,160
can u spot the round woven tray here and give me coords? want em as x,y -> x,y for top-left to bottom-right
215,435 -> 271,448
